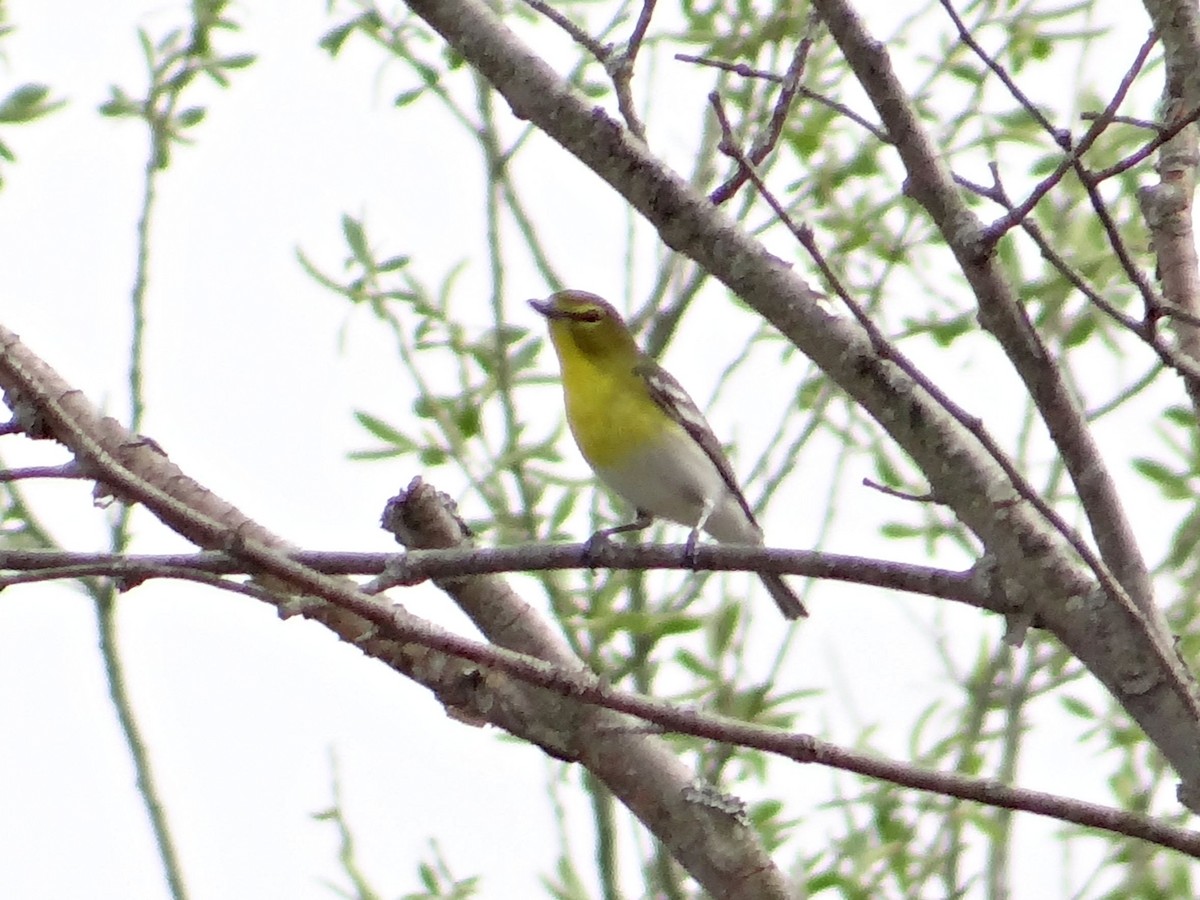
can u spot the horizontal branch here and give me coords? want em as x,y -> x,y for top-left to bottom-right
0,543 -> 997,607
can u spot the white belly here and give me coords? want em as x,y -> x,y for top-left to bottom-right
593,428 -> 763,545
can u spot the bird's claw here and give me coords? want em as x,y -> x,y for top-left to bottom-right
684,529 -> 701,569
582,529 -> 611,566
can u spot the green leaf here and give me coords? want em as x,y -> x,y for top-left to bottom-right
354,410 -> 417,452
546,491 -> 578,536
881,522 -> 924,539
675,649 -> 717,679
176,106 -> 206,128
395,88 -> 424,108
708,603 -> 739,656
926,312 -> 973,347
0,84 -> 63,124
1164,405 -> 1193,429
748,798 -> 784,828
1062,312 -> 1096,348
1060,695 -> 1096,719
347,447 -> 404,461
377,254 -> 410,273
1167,509 -> 1200,569
98,87 -> 137,119
508,337 -> 543,375
872,451 -> 903,488
319,21 -> 357,55
420,446 -> 448,466
1132,457 -> 1190,500
947,61 -> 982,84
342,214 -> 371,267
413,396 -> 437,419
218,53 -> 256,70
795,376 -> 824,410
419,861 -> 438,891
456,404 -> 481,438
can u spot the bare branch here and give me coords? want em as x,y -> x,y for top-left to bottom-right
1092,105 -> 1200,183
604,0 -> 655,140
710,24 -> 815,204
861,478 -> 939,504
0,463 -> 87,481
675,52 -> 889,141
1140,0 -> 1200,457
937,0 -> 1061,140
0,544 -> 1004,613
520,0 -> 649,139
0,322 -> 792,898
520,0 -> 612,61
979,33 -> 1158,247
956,164 -> 1200,388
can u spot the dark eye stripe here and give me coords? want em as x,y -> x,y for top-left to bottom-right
570,308 -> 604,323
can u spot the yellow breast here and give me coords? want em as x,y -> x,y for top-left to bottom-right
560,354 -> 670,469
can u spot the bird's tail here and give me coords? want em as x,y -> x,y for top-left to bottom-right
759,572 -> 808,620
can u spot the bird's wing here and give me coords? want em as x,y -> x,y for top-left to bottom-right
633,358 -> 760,527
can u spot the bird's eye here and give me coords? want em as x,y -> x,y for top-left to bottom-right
573,308 -> 604,323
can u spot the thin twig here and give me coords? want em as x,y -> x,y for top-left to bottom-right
521,0 -> 612,61
979,32 -> 1158,247
938,0 -> 1060,139
711,27 -> 815,204
605,0 -> 656,140
1091,105 -> 1200,183
522,0 -> 650,139
677,52 -> 890,141
956,162 -> 1200,389
0,463 -> 87,481
862,478 -> 939,504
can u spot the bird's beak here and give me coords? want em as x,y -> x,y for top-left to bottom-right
528,298 -> 557,318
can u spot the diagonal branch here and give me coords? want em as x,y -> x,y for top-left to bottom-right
709,25 -> 816,205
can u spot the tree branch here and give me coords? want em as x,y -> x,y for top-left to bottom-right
0,543 -> 1005,612
1140,0 -> 1200,422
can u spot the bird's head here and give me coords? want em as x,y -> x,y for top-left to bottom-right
529,290 -> 639,361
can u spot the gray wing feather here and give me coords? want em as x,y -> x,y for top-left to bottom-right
633,358 -> 760,528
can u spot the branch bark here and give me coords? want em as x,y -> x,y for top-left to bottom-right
1142,0 -> 1200,420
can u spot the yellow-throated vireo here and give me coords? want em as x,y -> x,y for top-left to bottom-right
530,290 -> 807,620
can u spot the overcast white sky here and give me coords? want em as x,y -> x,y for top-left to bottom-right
0,0 -> 1176,897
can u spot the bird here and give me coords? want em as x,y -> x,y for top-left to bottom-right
529,289 -> 807,619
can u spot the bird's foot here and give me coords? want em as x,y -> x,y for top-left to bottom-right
582,528 -> 613,566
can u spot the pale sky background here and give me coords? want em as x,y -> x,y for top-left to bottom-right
0,1 -> 1178,897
